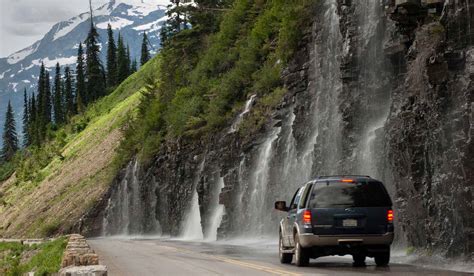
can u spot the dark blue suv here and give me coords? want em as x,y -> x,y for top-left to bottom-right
275,176 -> 394,267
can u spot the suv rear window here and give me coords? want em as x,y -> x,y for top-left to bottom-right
308,181 -> 392,208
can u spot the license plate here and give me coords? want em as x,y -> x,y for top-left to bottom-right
343,219 -> 358,227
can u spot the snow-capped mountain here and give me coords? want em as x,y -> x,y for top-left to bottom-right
0,0 -> 169,140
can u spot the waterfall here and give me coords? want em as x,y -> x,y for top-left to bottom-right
357,117 -> 386,177
312,0 -> 344,175
229,0 -> 343,237
102,159 -> 161,236
279,0 -> 343,189
206,177 -> 225,241
229,94 -> 257,133
246,127 -> 280,234
180,189 -> 204,240
354,0 -> 391,179
180,159 -> 205,240
101,0 -> 400,241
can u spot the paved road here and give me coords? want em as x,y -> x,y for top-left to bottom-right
89,238 -> 472,276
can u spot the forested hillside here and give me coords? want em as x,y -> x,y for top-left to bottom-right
119,0 -> 314,162
0,57 -> 158,237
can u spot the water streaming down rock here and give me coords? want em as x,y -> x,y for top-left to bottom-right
229,94 -> 257,133
246,128 -> 281,234
311,0 -> 345,176
180,189 -> 204,240
205,177 -> 225,241
180,158 -> 206,240
101,0 -> 384,239
270,0 -> 344,201
219,0 -> 345,237
351,0 -> 392,179
102,160 -> 161,236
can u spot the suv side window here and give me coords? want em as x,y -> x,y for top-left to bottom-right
299,182 -> 313,209
289,187 -> 304,210
290,188 -> 301,210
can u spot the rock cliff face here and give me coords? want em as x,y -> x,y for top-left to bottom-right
385,0 -> 474,258
94,0 -> 473,258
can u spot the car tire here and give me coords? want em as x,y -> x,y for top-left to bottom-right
279,233 -> 292,264
374,251 -> 390,266
352,254 -> 366,266
294,235 -> 309,267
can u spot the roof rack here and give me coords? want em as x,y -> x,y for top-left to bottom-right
316,175 -> 371,179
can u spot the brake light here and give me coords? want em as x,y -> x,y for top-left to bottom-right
387,209 -> 394,223
341,179 -> 354,183
303,209 -> 312,224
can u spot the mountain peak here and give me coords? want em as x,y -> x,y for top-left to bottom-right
0,0 -> 168,139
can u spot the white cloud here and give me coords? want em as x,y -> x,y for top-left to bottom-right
0,0 -> 109,57
0,0 -> 170,57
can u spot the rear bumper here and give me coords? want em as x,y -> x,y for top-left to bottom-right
298,232 -> 394,248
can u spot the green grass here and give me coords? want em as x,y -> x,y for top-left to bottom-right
0,238 -> 67,276
18,238 -> 67,276
0,242 -> 26,275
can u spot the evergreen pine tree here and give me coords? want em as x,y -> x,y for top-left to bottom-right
29,94 -> 38,146
36,64 -> 51,142
53,63 -> 64,125
106,24 -> 117,88
116,33 -> 129,83
126,45 -> 131,77
64,66 -> 75,119
22,89 -> 30,147
37,63 -> 46,124
188,0 -> 223,33
76,43 -> 86,112
140,32 -> 150,66
160,0 -> 193,45
43,71 -> 52,125
85,1 -> 105,102
2,101 -> 19,162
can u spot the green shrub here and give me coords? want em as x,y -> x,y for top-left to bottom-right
0,162 -> 15,182
40,220 -> 61,237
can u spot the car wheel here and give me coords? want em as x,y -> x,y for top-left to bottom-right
294,235 -> 309,267
374,251 -> 390,266
352,254 -> 366,266
279,233 -> 292,264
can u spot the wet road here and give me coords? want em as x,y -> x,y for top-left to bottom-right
88,238 -> 472,276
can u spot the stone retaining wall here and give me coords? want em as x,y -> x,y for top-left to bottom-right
59,234 -> 107,276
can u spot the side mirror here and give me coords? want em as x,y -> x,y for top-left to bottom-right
274,201 -> 289,212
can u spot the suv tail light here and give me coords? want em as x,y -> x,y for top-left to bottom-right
303,209 -> 312,224
387,209 -> 394,223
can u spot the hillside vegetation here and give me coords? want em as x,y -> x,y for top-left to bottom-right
0,0 -> 314,238
120,0 -> 315,162
0,57 -> 159,237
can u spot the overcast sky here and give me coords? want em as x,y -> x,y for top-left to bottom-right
0,0 -> 109,57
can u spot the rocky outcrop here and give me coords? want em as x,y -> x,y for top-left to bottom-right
386,0 -> 474,258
